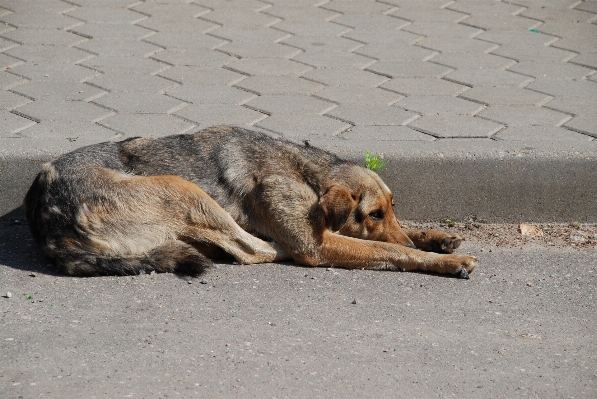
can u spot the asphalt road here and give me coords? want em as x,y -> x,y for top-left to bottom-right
1,221 -> 596,399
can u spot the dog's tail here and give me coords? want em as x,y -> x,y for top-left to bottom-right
50,240 -> 212,277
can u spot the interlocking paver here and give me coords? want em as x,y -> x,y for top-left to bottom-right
302,68 -> 388,87
0,110 -> 36,135
0,37 -> 17,52
570,53 -> 597,70
508,62 -> 594,81
478,105 -> 571,127
0,71 -> 26,90
4,45 -> 92,64
340,125 -> 434,142
208,26 -> 289,42
195,0 -> 269,12
342,28 -> 422,45
546,22 -> 597,53
16,121 -> 120,149
272,21 -> 351,37
150,48 -> 236,67
137,17 -> 219,34
86,74 -> 178,94
491,43 -> 577,63
99,113 -> 196,137
256,114 -> 350,139
460,87 -> 552,106
395,95 -> 484,116
226,58 -> 312,76
0,91 -> 30,110
0,0 -> 75,14
69,23 -> 153,40
66,8 -> 147,24
0,28 -> 87,46
410,114 -> 503,138
444,68 -> 533,88
64,0 -> 139,6
544,97 -> 595,117
320,1 -> 394,15
367,61 -> 453,78
158,66 -> 246,86
9,62 -> 99,82
526,80 -> 597,100
355,43 -> 436,61
417,37 -> 498,54
235,76 -> 325,95
380,77 -> 468,97
521,8 -> 597,23
575,1 -> 597,14
433,52 -> 515,70
143,32 -> 226,50
0,13 -> 82,30
11,81 -> 107,101
132,2 -> 210,19
203,9 -> 280,28
293,51 -> 375,69
166,85 -> 255,105
0,53 -> 23,70
461,15 -> 539,31
447,1 -> 524,16
265,6 -> 338,22
314,86 -> 403,105
15,100 -> 112,122
404,22 -> 482,38
218,42 -> 301,59
326,104 -> 418,126
92,92 -> 187,114
333,14 -> 409,31
494,126 -> 594,144
280,35 -> 362,53
80,55 -> 169,75
388,7 -> 466,23
174,104 -> 267,126
564,115 -> 597,137
75,39 -> 161,57
245,95 -> 336,115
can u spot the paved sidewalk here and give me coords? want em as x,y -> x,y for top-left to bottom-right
1,0 -> 596,221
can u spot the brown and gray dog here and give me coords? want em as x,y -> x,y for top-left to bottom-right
24,125 -> 477,278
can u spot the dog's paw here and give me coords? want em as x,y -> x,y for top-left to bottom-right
455,255 -> 478,278
409,229 -> 464,254
432,234 -> 463,254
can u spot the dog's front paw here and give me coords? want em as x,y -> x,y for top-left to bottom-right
455,255 -> 478,279
407,229 -> 464,254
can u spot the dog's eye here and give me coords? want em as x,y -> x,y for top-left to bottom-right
368,210 -> 384,221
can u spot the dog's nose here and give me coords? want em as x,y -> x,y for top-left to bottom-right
405,243 -> 417,249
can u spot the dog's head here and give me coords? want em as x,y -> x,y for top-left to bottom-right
320,165 -> 415,248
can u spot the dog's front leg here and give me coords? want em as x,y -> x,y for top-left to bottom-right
316,231 -> 477,277
403,228 -> 464,254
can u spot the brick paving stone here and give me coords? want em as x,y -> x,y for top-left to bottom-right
293,51 -> 376,69
540,23 -> 597,54
5,45 -> 92,65
195,0 -> 268,11
150,48 -> 236,67
575,1 -> 597,14
12,81 -> 107,101
99,113 -> 196,137
65,0 -> 139,6
342,28 -> 422,45
1,28 -> 87,46
340,125 -> 434,142
174,103 -> 267,126
280,35 -> 363,53
0,110 -> 36,135
0,37 -> 17,53
235,76 -> 325,95
404,22 -> 482,38
0,91 -> 30,110
355,43 -> 436,61
460,87 -> 552,106
66,7 -> 147,24
158,66 -> 246,86
395,95 -> 484,115
203,9 -> 280,28
327,104 -> 418,126
143,32 -> 226,50
367,60 -> 453,78
462,15 -> 540,31
9,62 -> 99,82
521,8 -> 597,23
132,2 -> 210,19
86,74 -> 178,94
526,80 -> 597,100
273,21 -> 352,37
226,58 -> 312,76
16,121 -> 120,146
320,1 -> 394,15
564,115 -> 597,137
444,68 -> 533,88
76,39 -> 161,57
509,0 -> 579,9
92,92 -> 187,114
478,105 -> 571,127
475,30 -> 555,48
0,0 -> 75,14
69,23 -> 153,40
0,53 -> 23,70
570,53 -> 597,70
256,113 -> 350,139
313,86 -> 403,105
0,71 -> 26,90
508,62 -> 594,81
381,77 -> 468,96
388,7 -> 466,23
491,43 -> 577,63
544,97 -> 595,117
208,26 -> 290,42
0,12 -> 82,30
16,100 -> 113,122
218,42 -> 301,59
433,52 -> 515,70
333,14 -> 410,31
417,37 -> 498,53
137,18 -> 219,34
266,6 -> 338,22
80,56 -> 170,75
409,114 -> 503,138
302,68 -> 388,87
245,95 -> 336,115
166,85 -> 256,105
493,125 -> 595,144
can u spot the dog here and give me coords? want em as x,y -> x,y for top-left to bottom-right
24,125 -> 477,278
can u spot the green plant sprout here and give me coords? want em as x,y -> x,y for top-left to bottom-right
364,151 -> 388,172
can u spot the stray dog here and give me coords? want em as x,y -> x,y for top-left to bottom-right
24,126 -> 477,278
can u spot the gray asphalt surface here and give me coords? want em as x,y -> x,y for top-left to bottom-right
1,221 -> 595,398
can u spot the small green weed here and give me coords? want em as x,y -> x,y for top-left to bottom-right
27,295 -> 33,300
364,151 -> 388,172
444,218 -> 457,227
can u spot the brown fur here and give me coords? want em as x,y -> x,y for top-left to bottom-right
24,126 -> 477,278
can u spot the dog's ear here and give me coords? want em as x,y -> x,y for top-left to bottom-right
319,185 -> 357,232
